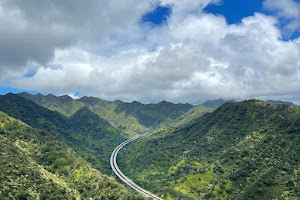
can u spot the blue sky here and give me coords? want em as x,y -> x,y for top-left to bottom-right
0,87 -> 38,95
141,5 -> 172,25
204,0 -> 264,24
205,0 -> 300,40
141,0 -> 300,40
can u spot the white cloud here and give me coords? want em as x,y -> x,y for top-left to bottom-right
160,0 -> 220,14
263,0 -> 300,36
1,0 -> 299,104
0,0 -> 157,77
264,0 -> 299,19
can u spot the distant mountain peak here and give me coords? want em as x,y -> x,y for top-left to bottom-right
78,96 -> 104,105
18,91 -> 30,95
46,93 -> 56,97
267,100 -> 294,105
5,92 -> 15,96
58,95 -> 73,103
203,99 -> 226,109
59,94 -> 72,98
202,99 -> 236,109
131,100 -> 143,105
159,100 -> 168,103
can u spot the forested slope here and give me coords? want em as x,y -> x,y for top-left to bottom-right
0,112 -> 143,199
0,93 -> 125,173
18,92 -> 193,135
119,100 -> 300,199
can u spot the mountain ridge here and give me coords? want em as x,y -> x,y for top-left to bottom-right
267,99 -> 294,105
1,92 -> 299,199
0,93 -> 126,173
119,100 -> 300,199
18,92 -> 194,135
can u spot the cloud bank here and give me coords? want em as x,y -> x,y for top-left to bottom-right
1,0 -> 299,104
263,0 -> 300,36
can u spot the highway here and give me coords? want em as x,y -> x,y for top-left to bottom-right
110,133 -> 163,200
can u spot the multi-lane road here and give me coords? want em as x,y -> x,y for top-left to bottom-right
110,134 -> 163,200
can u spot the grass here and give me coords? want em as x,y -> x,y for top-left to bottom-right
173,164 -> 216,196
168,159 -> 186,175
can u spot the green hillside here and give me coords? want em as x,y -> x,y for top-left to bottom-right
0,93 -> 125,173
18,93 -> 193,135
119,100 -> 300,199
171,104 -> 213,127
18,92 -> 85,117
202,99 -> 228,109
113,100 -> 193,128
0,111 -> 143,200
0,93 -> 71,138
3,93 -> 298,199
79,96 -> 148,135
67,106 -> 126,171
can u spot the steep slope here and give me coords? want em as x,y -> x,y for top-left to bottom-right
18,92 -> 194,135
78,96 -> 147,135
80,97 -> 192,134
0,112 -> 143,199
171,104 -> 213,127
68,107 -> 126,172
202,99 -> 228,109
18,92 -> 85,117
112,100 -> 193,129
0,93 -> 71,139
0,93 -> 125,173
78,97 -> 193,134
119,100 -> 300,199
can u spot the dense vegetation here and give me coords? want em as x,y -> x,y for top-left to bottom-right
17,92 -> 85,117
18,92 -> 193,135
0,111 -> 144,199
171,104 -> 213,127
1,92 -> 298,199
0,93 -> 125,173
119,100 -> 300,199
202,98 -> 294,109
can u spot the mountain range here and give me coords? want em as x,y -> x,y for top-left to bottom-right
119,100 -> 299,199
18,92 -> 193,135
0,92 -> 298,199
202,99 -> 294,109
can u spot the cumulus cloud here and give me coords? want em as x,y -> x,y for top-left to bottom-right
263,0 -> 300,36
1,0 -> 299,104
0,0 -> 156,78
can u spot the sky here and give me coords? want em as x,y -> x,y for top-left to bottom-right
0,0 -> 299,104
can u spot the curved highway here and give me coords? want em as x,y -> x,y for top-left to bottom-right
110,134 -> 163,200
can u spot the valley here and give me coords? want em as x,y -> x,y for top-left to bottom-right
1,1 -> 299,199
0,93 -> 299,199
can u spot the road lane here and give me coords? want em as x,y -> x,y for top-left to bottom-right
110,134 -> 163,200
